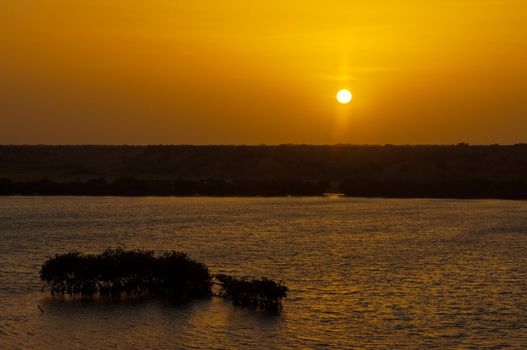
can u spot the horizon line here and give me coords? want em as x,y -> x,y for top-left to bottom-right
1,143 -> 527,147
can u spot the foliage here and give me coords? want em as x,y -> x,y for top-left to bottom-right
40,249 -> 289,311
215,274 -> 288,311
4,144 -> 527,199
40,248 -> 213,299
0,177 -> 328,196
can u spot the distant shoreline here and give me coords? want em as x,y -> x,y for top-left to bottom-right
2,195 -> 526,201
1,144 -> 527,200
1,177 -> 527,200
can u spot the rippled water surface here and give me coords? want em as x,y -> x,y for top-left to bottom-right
1,197 -> 527,349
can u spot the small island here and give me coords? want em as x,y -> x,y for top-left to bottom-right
40,248 -> 288,311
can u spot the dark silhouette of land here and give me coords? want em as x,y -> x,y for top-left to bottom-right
41,248 -> 288,310
1,144 -> 527,199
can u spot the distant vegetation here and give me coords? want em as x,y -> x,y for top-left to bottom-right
40,249 -> 288,310
0,178 -> 327,196
3,144 -> 527,199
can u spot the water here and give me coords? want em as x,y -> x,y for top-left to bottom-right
1,197 -> 527,349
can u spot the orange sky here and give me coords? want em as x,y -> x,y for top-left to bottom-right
1,0 -> 526,144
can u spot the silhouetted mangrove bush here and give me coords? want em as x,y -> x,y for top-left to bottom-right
40,249 -> 288,310
40,249 -> 213,299
215,274 -> 288,310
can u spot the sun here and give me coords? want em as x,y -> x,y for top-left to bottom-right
336,89 -> 352,104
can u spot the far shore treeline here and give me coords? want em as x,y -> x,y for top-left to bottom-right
1,144 -> 527,199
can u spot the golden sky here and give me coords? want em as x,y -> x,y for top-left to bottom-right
1,0 -> 526,144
